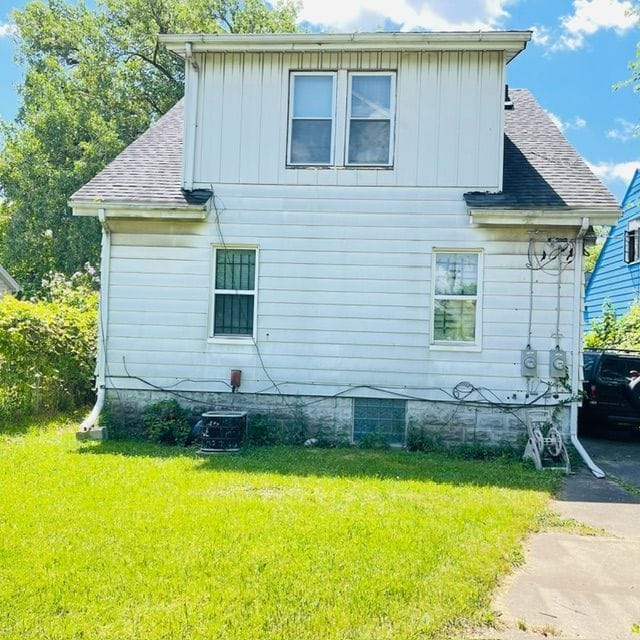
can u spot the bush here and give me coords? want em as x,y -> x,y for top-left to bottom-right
406,422 -> 442,452
585,301 -> 640,351
142,399 -> 191,445
357,428 -> 391,449
0,281 -> 97,425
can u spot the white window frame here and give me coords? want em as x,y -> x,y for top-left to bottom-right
624,219 -> 640,264
430,249 -> 483,352
345,72 -> 396,167
286,70 -> 396,168
287,71 -> 337,167
209,245 -> 258,344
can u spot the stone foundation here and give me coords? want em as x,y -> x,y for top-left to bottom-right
102,388 -> 570,446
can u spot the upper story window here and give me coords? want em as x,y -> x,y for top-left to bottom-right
287,71 -> 395,168
624,219 -> 640,264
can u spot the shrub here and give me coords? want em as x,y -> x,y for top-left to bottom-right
142,399 -> 191,445
585,301 -> 640,351
406,422 -> 442,452
0,286 -> 97,425
357,428 -> 391,449
100,398 -> 145,441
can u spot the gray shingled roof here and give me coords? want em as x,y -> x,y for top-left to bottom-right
464,88 -> 619,210
71,99 -> 192,206
71,88 -> 618,211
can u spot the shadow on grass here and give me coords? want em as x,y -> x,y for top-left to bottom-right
0,409 -> 87,438
76,439 -> 560,493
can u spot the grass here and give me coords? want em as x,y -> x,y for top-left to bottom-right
0,415 -> 561,640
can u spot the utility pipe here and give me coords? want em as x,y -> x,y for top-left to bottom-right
570,217 -> 605,478
78,208 -> 111,434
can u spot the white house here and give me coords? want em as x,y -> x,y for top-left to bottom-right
71,32 -> 620,450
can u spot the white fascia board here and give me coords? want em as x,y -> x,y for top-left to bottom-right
469,207 -> 621,227
159,31 -> 531,62
70,201 -> 207,220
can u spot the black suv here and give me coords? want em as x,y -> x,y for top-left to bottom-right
580,350 -> 640,437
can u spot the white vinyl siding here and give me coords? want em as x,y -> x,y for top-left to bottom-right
104,186 -> 580,401
431,250 -> 482,349
190,50 -> 504,188
211,247 -> 257,341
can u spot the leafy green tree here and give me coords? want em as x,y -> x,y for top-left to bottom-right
584,301 -> 620,349
0,0 -> 298,292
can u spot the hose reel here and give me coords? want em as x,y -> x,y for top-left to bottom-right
523,410 -> 570,474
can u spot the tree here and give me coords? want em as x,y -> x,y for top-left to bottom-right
0,0 -> 298,292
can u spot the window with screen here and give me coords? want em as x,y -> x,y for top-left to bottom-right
212,248 -> 257,338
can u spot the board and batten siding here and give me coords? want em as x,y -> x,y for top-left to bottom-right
188,50 -> 505,190
105,184 -> 579,403
584,170 -> 640,329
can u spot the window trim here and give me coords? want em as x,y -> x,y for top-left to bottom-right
209,245 -> 258,344
286,70 -> 396,169
287,71 -> 337,167
624,219 -> 640,264
345,71 -> 396,167
430,248 -> 483,352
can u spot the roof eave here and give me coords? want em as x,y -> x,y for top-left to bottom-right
70,200 -> 208,221
468,206 -> 621,227
159,31 -> 531,62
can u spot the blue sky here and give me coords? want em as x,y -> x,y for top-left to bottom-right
0,0 -> 639,200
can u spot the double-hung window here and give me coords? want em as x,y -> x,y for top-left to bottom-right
211,247 -> 257,339
288,73 -> 335,165
347,73 -> 393,165
288,71 -> 395,167
431,250 -> 482,348
624,219 -> 640,264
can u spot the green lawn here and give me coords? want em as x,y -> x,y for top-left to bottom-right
0,415 -> 560,640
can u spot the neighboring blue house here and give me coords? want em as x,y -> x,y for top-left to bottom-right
584,169 -> 640,330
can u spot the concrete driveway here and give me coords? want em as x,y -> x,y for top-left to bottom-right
471,438 -> 640,640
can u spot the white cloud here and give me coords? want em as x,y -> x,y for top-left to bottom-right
606,117 -> 637,141
535,0 -> 637,51
530,24 -> 551,47
545,110 -> 587,132
587,160 -> 640,185
297,0 -> 513,32
0,23 -> 17,38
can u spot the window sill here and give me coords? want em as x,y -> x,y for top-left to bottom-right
429,343 -> 482,353
285,164 -> 394,170
208,336 -> 255,345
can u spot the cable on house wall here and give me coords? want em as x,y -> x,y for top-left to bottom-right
209,189 -> 296,417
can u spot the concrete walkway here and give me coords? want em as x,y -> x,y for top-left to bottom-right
471,438 -> 640,640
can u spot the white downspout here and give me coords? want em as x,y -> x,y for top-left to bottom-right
570,217 -> 605,478
78,209 -> 111,435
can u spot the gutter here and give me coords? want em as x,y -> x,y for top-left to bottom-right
77,208 -> 111,440
570,217 -> 605,478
